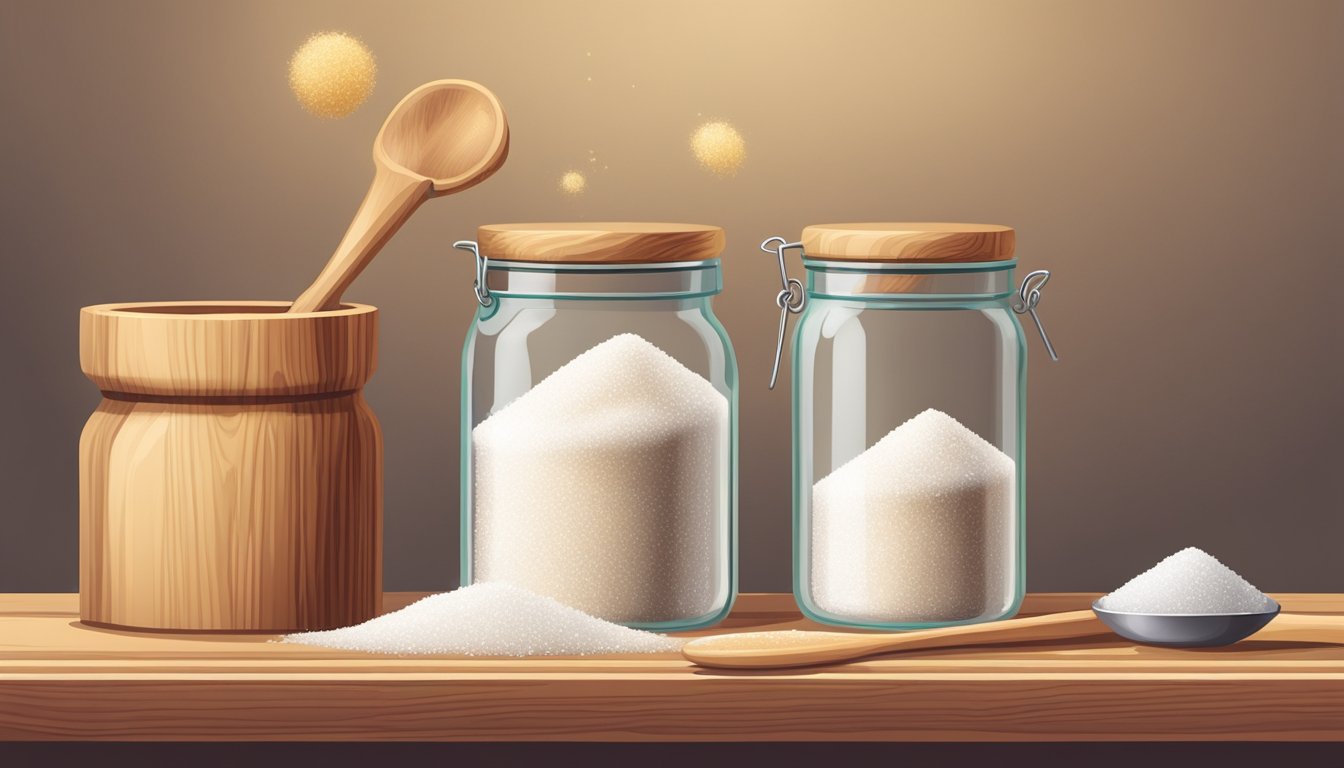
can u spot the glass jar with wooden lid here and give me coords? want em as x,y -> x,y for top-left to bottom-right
760,223 -> 1057,630
454,223 -> 737,631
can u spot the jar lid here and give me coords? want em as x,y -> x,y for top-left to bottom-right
800,222 -> 1015,263
478,222 -> 725,264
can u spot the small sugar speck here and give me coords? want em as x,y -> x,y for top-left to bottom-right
288,31 -> 377,118
690,120 -> 745,176
559,170 -> 587,194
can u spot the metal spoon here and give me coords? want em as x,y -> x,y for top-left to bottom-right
1091,600 -> 1284,647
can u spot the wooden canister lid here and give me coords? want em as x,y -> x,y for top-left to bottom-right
800,223 -> 1015,263
80,301 -> 378,397
477,222 -> 725,264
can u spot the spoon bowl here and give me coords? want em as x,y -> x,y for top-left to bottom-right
1091,600 -> 1281,648
377,80 -> 509,193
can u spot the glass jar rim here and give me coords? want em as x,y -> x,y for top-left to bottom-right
803,261 -> 1017,303
803,257 -> 1018,274
488,258 -> 721,274
479,258 -> 722,302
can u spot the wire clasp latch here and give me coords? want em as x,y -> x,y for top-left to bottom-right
761,236 -> 806,389
1011,269 -> 1058,361
453,240 -> 492,307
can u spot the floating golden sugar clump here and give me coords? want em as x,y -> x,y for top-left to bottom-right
288,32 -> 377,118
690,120 -> 745,177
559,171 -> 587,195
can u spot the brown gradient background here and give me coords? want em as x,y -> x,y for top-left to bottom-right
1,0 -> 1340,595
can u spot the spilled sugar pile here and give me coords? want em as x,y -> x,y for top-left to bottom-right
284,582 -> 683,655
1097,547 -> 1274,614
473,333 -> 729,625
811,409 -> 1015,623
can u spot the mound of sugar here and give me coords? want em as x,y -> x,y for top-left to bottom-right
283,582 -> 683,655
1097,547 -> 1273,614
811,408 -> 1016,623
472,333 -> 729,625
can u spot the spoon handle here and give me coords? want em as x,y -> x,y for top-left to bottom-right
683,610 -> 1106,669
871,609 -> 1106,654
290,165 -> 432,313
1253,612 -> 1344,643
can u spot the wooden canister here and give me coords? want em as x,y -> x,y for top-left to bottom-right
78,301 -> 382,632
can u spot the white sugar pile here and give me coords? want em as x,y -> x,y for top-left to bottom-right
472,333 -> 729,625
1097,547 -> 1273,614
811,408 -> 1016,623
283,582 -> 684,655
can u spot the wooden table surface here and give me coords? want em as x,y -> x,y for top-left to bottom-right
1,592 -> 1341,742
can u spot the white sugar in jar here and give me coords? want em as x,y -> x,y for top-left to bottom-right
456,223 -> 737,631
810,409 -> 1016,623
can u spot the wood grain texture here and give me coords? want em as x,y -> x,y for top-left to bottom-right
289,167 -> 433,313
378,79 -> 509,194
683,610 -> 1106,668
801,222 -> 1015,262
291,79 -> 509,312
0,593 -> 1341,742
81,301 -> 377,396
477,222 -> 726,264
78,303 -> 383,632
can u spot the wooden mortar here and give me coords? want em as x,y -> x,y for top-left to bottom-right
78,301 -> 382,632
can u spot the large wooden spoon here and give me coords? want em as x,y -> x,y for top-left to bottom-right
290,79 -> 509,313
682,610 -> 1107,669
683,608 -> 1344,669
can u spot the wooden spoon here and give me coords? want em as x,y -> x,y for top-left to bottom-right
684,608 -> 1344,670
290,79 -> 509,313
682,610 -> 1107,669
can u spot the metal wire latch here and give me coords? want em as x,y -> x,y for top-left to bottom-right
453,240 -> 492,307
760,236 -> 806,389
1011,269 -> 1059,361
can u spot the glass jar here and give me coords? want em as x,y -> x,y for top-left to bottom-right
456,223 -> 737,631
762,223 -> 1057,630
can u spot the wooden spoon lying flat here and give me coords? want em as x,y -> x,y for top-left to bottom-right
684,608 -> 1344,669
290,79 -> 509,313
682,610 -> 1107,669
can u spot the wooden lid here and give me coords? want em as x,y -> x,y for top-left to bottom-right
477,222 -> 725,264
800,223 -> 1015,263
